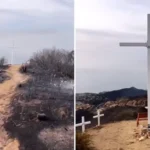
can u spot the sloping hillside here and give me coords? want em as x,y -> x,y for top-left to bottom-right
0,62 -> 74,150
87,121 -> 150,150
76,95 -> 147,128
0,65 -> 29,150
77,87 -> 147,105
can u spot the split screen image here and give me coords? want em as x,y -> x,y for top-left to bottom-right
0,0 -> 149,150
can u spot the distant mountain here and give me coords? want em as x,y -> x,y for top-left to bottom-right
76,87 -> 147,128
76,87 -> 147,105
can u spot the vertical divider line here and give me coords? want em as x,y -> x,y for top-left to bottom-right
74,0 -> 76,149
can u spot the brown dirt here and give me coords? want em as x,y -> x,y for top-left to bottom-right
0,65 -> 74,150
0,65 -> 29,150
87,120 -> 150,150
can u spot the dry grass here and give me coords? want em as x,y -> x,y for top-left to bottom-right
76,132 -> 96,150
3,69 -> 74,149
38,125 -> 74,150
87,120 -> 150,150
0,49 -> 74,150
1,49 -> 74,150
22,48 -> 74,79
0,57 -> 7,67
0,65 -> 10,83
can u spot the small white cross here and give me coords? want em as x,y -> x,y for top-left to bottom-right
8,41 -> 18,65
93,109 -> 104,126
76,116 -> 91,133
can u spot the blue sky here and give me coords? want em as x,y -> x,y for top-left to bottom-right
0,0 -> 74,64
76,0 -> 149,93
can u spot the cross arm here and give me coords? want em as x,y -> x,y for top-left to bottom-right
84,121 -> 91,125
76,123 -> 83,127
93,114 -> 104,118
93,115 -> 97,118
119,42 -> 147,47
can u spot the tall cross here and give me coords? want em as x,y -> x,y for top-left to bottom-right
8,41 -> 17,65
93,109 -> 104,126
119,14 -> 150,128
76,116 -> 91,133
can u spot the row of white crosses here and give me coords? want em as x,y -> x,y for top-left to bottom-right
76,109 -> 104,133
119,14 -> 150,128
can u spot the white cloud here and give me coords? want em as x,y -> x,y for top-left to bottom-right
76,0 -> 148,92
0,0 -> 71,13
0,0 -> 74,64
75,0 -> 149,33
0,0 -> 73,30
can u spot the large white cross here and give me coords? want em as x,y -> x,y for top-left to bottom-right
93,109 -> 104,126
119,14 -> 150,128
76,116 -> 91,133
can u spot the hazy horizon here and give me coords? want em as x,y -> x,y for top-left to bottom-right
76,0 -> 148,93
76,68 -> 147,93
0,0 -> 74,64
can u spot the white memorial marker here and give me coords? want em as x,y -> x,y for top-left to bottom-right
8,41 -> 17,65
76,116 -> 91,133
119,14 -> 150,128
93,109 -> 104,126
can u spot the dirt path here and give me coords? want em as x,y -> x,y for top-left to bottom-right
0,65 -> 29,150
88,121 -> 150,150
0,65 -> 28,115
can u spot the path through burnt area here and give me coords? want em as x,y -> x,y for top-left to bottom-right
0,65 -> 10,83
4,72 -> 74,150
2,49 -> 74,150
